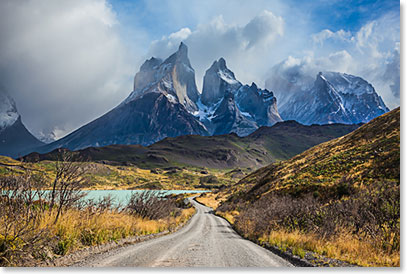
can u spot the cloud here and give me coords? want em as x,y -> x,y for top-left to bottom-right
148,10 -> 284,89
242,10 -> 284,49
267,11 -> 400,109
382,47 -> 400,98
0,0 -> 134,139
312,29 -> 352,45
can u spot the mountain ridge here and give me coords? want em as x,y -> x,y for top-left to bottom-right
21,120 -> 360,169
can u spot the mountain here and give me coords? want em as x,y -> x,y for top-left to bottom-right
231,106 -> 399,197
129,42 -> 200,113
22,121 -> 360,169
266,70 -> 389,125
34,43 -> 208,153
201,58 -> 242,106
26,44 -> 282,154
217,108 -> 399,267
196,58 -> 282,135
24,43 -> 387,155
211,91 -> 258,136
0,89 -> 44,157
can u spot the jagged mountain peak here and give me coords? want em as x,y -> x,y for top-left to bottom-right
140,57 -> 162,71
269,68 -> 389,125
0,89 -> 44,157
314,71 -> 330,91
0,89 -> 19,131
249,82 -> 258,90
208,57 -> 228,71
162,42 -> 192,68
129,42 -> 199,112
201,57 -> 241,106
322,71 -> 377,96
178,41 -> 188,56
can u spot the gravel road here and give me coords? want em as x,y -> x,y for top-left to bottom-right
74,198 -> 292,267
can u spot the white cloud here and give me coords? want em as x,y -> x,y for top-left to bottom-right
267,11 -> 400,109
312,29 -> 352,45
148,10 -> 284,90
242,10 -> 284,49
0,0 -> 135,139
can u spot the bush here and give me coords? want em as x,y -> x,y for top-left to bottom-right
126,191 -> 179,220
230,180 -> 399,255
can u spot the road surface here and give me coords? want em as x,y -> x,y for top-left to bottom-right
75,198 -> 292,267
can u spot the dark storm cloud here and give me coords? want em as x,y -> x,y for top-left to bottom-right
0,0 -> 134,139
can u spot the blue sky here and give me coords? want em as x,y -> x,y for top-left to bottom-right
109,0 -> 400,45
0,0 -> 400,139
107,0 -> 400,86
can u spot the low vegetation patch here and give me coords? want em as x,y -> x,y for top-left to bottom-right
0,152 -> 195,266
219,181 -> 399,266
217,108 -> 400,267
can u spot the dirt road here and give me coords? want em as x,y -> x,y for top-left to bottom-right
74,198 -> 292,267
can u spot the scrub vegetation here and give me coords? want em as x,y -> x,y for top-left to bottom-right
0,153 -> 195,266
214,108 -> 400,267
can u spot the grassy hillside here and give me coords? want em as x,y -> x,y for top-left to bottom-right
21,121 -> 359,170
216,108 -> 400,266
0,155 -> 239,190
234,108 -> 398,198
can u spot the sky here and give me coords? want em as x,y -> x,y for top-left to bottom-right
0,0 -> 400,140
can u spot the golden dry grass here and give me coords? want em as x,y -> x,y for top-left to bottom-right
195,193 -> 222,209
34,206 -> 195,256
261,229 -> 400,267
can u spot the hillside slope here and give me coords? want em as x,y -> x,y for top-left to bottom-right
22,121 -> 360,169
217,107 -> 400,266
236,107 -> 399,197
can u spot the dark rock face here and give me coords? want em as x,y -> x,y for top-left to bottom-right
211,92 -> 258,136
235,83 -> 282,126
37,92 -> 208,152
201,58 -> 241,106
130,42 -> 199,113
198,58 -> 282,136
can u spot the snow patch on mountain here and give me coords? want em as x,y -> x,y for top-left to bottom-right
0,90 -> 19,131
193,98 -> 221,122
267,69 -> 388,125
218,70 -> 239,85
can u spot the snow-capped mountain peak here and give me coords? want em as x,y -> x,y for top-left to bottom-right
0,90 -> 19,131
0,89 -> 44,157
125,42 -> 199,112
266,69 -> 389,125
201,58 -> 242,106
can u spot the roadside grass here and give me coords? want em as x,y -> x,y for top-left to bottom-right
260,229 -> 399,267
201,191 -> 399,267
43,206 -> 196,256
0,197 -> 195,266
215,108 -> 400,267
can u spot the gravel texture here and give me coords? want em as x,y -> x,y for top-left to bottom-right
70,198 -> 293,267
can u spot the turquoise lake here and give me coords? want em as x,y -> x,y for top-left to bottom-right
80,189 -> 208,205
